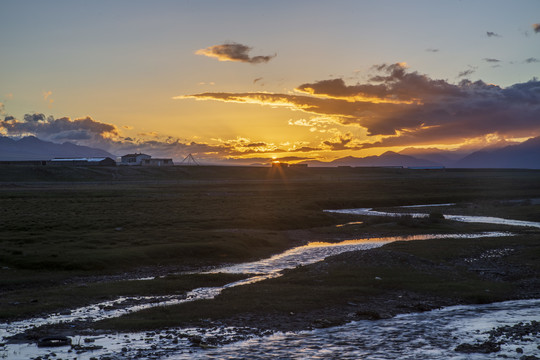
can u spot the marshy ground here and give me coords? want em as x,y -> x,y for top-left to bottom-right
1,165 -> 539,339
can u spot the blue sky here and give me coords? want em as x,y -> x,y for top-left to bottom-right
1,1 -> 539,162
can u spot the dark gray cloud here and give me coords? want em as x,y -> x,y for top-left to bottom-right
483,58 -> 501,63
180,63 -> 540,148
1,114 -> 119,142
533,23 -> 540,33
296,63 -> 463,103
458,68 -> 476,78
196,43 -> 276,64
322,134 -> 355,150
486,31 -> 501,37
24,113 -> 47,122
525,57 -> 540,63
426,48 -> 439,52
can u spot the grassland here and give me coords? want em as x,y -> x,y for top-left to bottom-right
1,165 -> 539,330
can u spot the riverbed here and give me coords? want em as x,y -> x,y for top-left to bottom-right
1,205 -> 539,360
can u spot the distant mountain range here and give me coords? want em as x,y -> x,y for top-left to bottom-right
0,136 -> 114,160
453,136 -> 540,169
1,135 -> 539,168
300,136 -> 540,169
305,151 -> 441,168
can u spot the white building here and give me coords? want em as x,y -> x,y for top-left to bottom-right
120,153 -> 151,165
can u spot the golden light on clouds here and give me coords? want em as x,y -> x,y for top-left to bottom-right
295,86 -> 420,105
174,61 -> 540,159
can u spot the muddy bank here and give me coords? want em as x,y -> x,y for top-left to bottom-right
3,235 -> 539,360
185,250 -> 540,333
90,232 -> 540,335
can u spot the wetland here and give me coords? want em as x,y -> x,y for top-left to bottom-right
1,166 -> 540,359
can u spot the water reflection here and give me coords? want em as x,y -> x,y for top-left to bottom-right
0,201 -> 534,359
0,232 -> 510,345
326,208 -> 540,229
206,232 -> 510,276
189,299 -> 540,360
3,299 -> 538,360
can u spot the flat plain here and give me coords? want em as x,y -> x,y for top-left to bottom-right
1,165 -> 539,334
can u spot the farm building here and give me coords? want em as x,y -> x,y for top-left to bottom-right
120,153 -> 151,165
48,157 -> 116,166
141,158 -> 174,167
0,160 -> 47,166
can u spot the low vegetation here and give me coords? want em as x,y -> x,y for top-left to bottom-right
98,234 -> 539,331
0,273 -> 246,321
1,166 -> 539,327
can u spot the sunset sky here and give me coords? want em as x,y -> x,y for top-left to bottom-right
1,1 -> 539,164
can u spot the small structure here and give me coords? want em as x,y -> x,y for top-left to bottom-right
141,158 -> 174,167
181,153 -> 200,166
120,153 -> 151,165
290,163 -> 308,168
0,160 -> 47,166
48,157 -> 116,166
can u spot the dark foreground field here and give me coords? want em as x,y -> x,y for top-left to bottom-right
1,165 -> 540,338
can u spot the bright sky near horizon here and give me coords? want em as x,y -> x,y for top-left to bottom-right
1,0 -> 539,163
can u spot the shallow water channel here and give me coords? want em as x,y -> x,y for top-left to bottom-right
326,206 -> 540,229
187,298 -> 540,360
1,205 -> 539,360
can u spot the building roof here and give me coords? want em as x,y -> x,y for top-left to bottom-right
51,157 -> 110,162
121,153 -> 150,158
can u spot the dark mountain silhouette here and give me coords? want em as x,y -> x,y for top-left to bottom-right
0,136 -> 114,160
454,136 -> 540,169
302,151 -> 441,167
300,137 -> 540,168
399,147 -> 463,166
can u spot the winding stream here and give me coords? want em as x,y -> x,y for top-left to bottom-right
326,207 -> 540,229
1,205 -> 539,360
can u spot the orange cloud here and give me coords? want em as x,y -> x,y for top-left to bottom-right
176,63 -> 540,149
43,91 -> 54,107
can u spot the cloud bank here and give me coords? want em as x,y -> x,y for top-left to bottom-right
178,63 -> 540,149
0,113 -> 308,162
196,43 -> 276,64
0,114 -> 119,142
